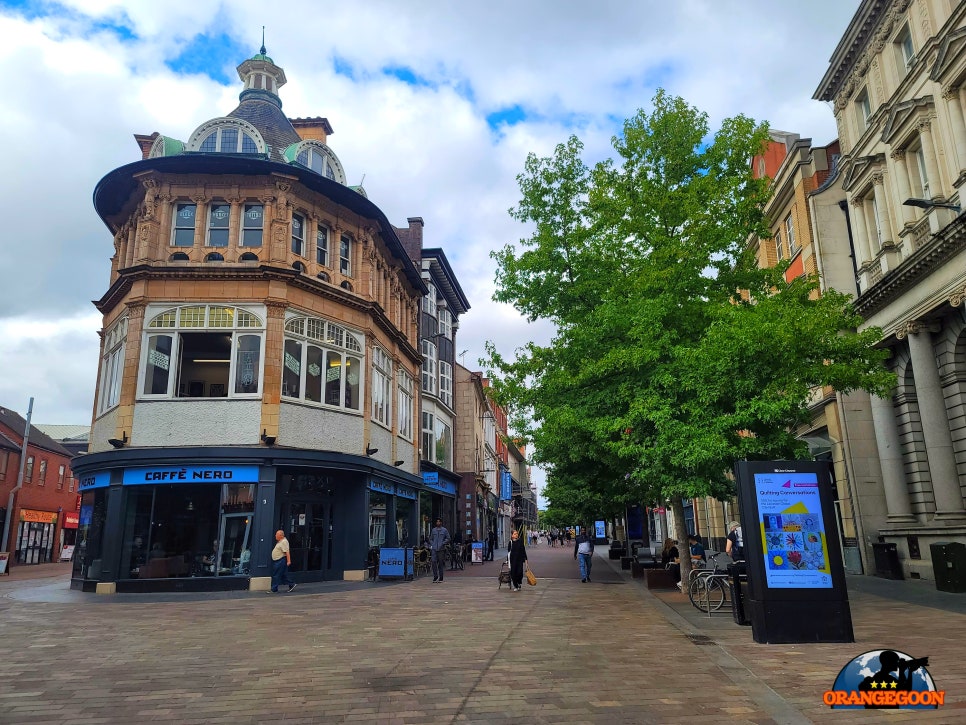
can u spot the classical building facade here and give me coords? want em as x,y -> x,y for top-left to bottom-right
71,47 -> 450,592
815,0 -> 966,579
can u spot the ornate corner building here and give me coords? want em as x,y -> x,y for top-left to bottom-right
69,46 -> 476,592
813,0 -> 966,579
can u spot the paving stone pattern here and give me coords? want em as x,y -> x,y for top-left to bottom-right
0,547 -> 964,723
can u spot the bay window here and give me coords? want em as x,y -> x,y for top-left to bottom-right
282,316 -> 363,411
398,371 -> 414,440
421,340 -> 437,395
98,317 -> 127,414
140,305 -> 264,398
439,360 -> 452,408
372,346 -> 392,428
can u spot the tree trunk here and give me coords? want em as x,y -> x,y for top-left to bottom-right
670,496 -> 691,583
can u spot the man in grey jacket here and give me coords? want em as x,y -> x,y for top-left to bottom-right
428,518 -> 450,583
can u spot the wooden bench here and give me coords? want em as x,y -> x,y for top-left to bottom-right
644,567 -> 679,589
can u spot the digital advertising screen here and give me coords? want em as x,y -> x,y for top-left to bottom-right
754,471 -> 833,589
594,520 -> 606,539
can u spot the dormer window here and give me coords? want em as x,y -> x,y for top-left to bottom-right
284,140 -> 347,184
186,118 -> 266,155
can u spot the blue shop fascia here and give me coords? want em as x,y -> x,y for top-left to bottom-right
70,446 -> 455,593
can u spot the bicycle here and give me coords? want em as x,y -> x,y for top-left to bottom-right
687,552 -> 733,613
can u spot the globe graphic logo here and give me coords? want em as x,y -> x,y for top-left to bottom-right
828,649 -> 940,709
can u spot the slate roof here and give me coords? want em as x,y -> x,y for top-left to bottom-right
227,93 -> 302,163
0,406 -> 74,457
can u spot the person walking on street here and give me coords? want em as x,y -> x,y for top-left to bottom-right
487,528 -> 497,562
574,527 -> 595,582
269,530 -> 296,593
507,529 -> 527,591
725,521 -> 744,561
428,518 -> 450,583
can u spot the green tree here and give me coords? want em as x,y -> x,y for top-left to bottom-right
485,91 -> 893,577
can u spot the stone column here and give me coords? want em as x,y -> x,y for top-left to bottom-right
901,321 -> 966,520
917,120 -> 942,200
850,197 -> 872,265
868,392 -> 916,523
889,150 -> 916,226
871,173 -> 894,246
943,86 -> 966,176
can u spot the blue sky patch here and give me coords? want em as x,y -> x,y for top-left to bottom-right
166,32 -> 245,85
486,105 -> 528,130
0,1 -> 138,40
382,64 -> 435,89
333,55 -> 357,81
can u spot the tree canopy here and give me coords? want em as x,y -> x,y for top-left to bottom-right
485,90 -> 894,528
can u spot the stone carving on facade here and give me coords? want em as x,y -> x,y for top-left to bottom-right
950,282 -> 966,308
871,58 -> 884,104
916,0 -> 931,38
895,318 -> 941,339
140,178 -> 159,220
889,148 -> 906,161
871,171 -> 885,186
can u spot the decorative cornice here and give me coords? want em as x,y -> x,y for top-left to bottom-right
950,282 -> 966,307
894,319 -> 940,339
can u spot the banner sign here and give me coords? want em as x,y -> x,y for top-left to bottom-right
62,512 -> 80,529
20,509 -> 58,524
123,465 -> 259,485
378,547 -> 408,578
471,542 -> 484,563
395,485 -> 417,500
422,472 -> 438,484
369,480 -> 395,495
500,469 -> 512,500
77,471 -> 111,491
422,475 -> 457,496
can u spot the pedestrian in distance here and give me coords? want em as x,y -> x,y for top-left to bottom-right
487,528 -> 497,562
574,526 -> 595,582
661,537 -> 680,583
268,529 -> 296,593
508,529 -> 527,591
725,521 -> 744,561
428,518 -> 450,583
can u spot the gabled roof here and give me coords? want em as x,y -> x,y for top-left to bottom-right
0,407 -> 74,457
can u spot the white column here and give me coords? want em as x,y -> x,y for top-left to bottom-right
869,393 -> 916,523
871,173 -> 894,245
943,86 -> 966,175
917,120 -> 943,200
850,197 -> 872,264
889,150 -> 916,226
903,322 -> 966,520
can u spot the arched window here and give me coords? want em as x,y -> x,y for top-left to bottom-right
186,118 -> 265,155
293,261 -> 306,273
317,271 -> 330,283
282,316 -> 363,411
340,281 -> 353,291
284,140 -> 347,184
240,252 -> 259,261
169,252 -> 189,261
205,252 -> 224,262
141,305 -> 264,399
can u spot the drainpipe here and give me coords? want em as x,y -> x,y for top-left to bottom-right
3,397 -> 33,555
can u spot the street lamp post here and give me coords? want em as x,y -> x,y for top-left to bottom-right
902,197 -> 961,213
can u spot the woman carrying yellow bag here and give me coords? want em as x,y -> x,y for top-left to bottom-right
525,562 -> 537,586
508,529 -> 527,591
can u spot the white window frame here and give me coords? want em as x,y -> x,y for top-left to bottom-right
421,340 -> 437,395
423,283 -> 437,318
172,203 -> 197,247
785,214 -> 797,256
439,360 -> 453,409
913,146 -> 930,198
57,464 -> 65,490
340,234 -> 352,277
242,204 -> 263,248
371,346 -> 393,429
434,418 -> 452,469
896,25 -> 915,74
316,225 -> 329,267
856,90 -> 872,130
397,371 -> 414,441
437,307 -> 452,339
207,202 -> 230,247
281,316 -> 364,412
98,317 -> 128,415
292,213 -> 306,257
139,305 -> 265,400
186,117 -> 265,155
421,411 -> 435,461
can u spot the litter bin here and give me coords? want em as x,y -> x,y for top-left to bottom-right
728,562 -> 750,626
871,542 -> 903,580
930,542 -> 966,593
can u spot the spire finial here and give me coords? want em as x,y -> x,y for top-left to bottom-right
260,26 -> 266,56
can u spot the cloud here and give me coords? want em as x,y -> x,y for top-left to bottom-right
0,0 -> 859,424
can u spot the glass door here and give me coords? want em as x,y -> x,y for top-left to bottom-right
285,501 -> 329,576
218,514 -> 252,575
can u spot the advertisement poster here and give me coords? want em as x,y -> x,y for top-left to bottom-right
754,471 -> 832,589
594,520 -> 606,539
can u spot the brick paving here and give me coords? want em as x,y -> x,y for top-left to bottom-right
0,545 -> 964,723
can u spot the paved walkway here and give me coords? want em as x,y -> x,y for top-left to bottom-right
0,545 -> 963,723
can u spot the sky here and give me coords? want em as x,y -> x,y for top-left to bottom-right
0,0 -> 861,503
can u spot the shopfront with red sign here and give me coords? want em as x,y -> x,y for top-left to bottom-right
16,509 -> 58,565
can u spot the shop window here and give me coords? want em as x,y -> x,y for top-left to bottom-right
434,419 -> 452,469
369,491 -> 387,547
73,489 -> 108,580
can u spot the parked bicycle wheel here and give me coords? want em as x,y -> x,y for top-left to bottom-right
688,576 -> 726,612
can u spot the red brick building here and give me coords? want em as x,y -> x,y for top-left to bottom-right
0,405 -> 80,566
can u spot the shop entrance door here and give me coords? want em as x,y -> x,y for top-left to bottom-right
16,521 -> 54,564
217,514 -> 253,576
285,502 -> 334,578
